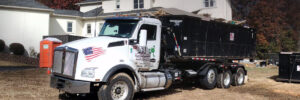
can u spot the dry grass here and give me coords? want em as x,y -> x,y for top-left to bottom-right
0,60 -> 33,67
0,64 -> 300,100
0,68 -> 58,100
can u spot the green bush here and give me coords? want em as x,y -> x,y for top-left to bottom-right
9,43 -> 25,55
0,39 -> 4,51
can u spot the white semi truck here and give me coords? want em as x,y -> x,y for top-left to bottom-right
50,15 -> 255,100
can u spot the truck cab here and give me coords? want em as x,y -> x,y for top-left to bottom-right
50,17 -> 167,99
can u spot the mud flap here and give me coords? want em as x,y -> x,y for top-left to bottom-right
244,75 -> 248,83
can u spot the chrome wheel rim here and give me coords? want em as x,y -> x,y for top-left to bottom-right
207,69 -> 216,84
111,81 -> 129,100
224,72 -> 230,86
237,72 -> 244,84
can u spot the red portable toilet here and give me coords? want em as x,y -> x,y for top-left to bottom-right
40,38 -> 62,68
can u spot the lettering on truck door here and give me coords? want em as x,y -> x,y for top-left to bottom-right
139,24 -> 160,69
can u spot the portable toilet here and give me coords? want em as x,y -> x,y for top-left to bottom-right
40,38 -> 62,68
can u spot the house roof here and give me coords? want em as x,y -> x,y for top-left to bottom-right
53,7 -> 103,17
76,0 -> 102,6
54,9 -> 83,17
0,0 -> 52,10
83,7 -> 103,17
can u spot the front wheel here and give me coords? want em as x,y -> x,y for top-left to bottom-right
232,68 -> 245,86
98,73 -> 134,100
199,67 -> 217,89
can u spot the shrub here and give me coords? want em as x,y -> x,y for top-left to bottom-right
9,43 -> 25,55
29,47 -> 38,58
0,39 -> 4,51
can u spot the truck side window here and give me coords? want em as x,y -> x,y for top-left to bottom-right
139,24 -> 157,40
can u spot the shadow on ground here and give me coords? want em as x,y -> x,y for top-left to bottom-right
59,82 -> 201,100
269,75 -> 278,80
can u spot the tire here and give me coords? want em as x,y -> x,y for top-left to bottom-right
217,70 -> 232,88
232,68 -> 245,86
199,67 -> 217,89
98,73 -> 134,100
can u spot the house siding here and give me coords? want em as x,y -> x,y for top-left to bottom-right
102,0 -> 152,13
0,8 -> 50,54
80,4 -> 101,13
153,0 -> 201,12
49,16 -> 83,36
82,20 -> 105,37
153,0 -> 232,20
197,0 -> 232,20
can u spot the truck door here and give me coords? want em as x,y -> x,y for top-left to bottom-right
139,24 -> 161,69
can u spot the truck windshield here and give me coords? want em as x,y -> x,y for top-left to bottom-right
99,20 -> 138,38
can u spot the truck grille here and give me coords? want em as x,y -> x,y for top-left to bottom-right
63,52 -> 75,76
52,47 -> 78,78
53,51 -> 63,73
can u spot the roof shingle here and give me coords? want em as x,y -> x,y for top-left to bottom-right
53,7 -> 103,17
83,7 -> 103,17
54,9 -> 83,17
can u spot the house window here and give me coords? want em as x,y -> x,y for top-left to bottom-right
87,24 -> 91,34
204,0 -> 216,8
116,0 -> 120,9
67,22 -> 73,32
134,0 -> 144,9
139,0 -> 144,8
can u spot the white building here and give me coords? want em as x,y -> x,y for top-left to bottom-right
77,0 -> 232,20
0,0 -> 52,56
0,0 -> 232,56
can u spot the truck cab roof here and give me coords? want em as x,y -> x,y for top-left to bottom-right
104,16 -> 161,25
104,16 -> 141,20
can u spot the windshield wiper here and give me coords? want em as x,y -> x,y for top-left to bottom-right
99,35 -> 128,38
99,35 -> 119,37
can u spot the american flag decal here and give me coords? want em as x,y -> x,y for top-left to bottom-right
83,47 -> 105,62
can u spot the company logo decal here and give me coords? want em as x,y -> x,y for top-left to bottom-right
170,20 -> 183,26
83,47 -> 105,62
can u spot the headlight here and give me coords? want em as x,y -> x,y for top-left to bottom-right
81,67 -> 97,78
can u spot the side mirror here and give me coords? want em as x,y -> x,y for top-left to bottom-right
139,29 -> 147,47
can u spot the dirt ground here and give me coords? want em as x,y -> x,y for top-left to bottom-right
0,60 -> 33,67
0,64 -> 300,100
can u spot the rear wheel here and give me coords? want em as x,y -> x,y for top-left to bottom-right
217,70 -> 232,88
98,73 -> 134,100
200,67 -> 217,89
232,68 -> 245,86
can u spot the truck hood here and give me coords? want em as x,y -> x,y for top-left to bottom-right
59,36 -> 128,50
56,36 -> 130,81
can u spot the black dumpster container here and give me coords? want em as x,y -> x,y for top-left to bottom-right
277,52 -> 300,82
159,15 -> 256,60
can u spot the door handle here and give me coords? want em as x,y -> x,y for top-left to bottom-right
150,59 -> 156,62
